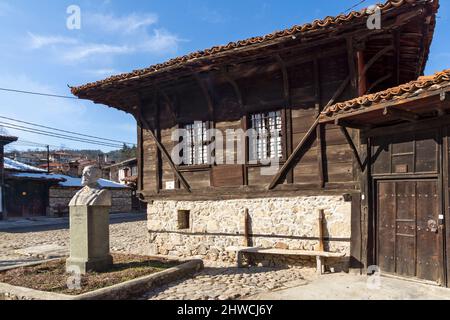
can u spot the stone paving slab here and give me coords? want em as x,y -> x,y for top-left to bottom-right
248,273 -> 450,300
14,245 -> 69,259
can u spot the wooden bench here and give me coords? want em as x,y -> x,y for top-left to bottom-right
226,246 -> 346,275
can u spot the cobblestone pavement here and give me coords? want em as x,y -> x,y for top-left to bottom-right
1,219 -> 317,300
143,265 -> 316,300
0,220 -> 149,265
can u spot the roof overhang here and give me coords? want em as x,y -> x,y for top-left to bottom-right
70,0 -> 439,116
0,136 -> 18,147
320,84 -> 450,129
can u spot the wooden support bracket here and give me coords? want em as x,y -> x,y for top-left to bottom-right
339,126 -> 364,172
137,107 -> 191,193
383,107 -> 420,122
268,118 -> 319,190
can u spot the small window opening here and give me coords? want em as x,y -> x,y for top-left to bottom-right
177,210 -> 190,230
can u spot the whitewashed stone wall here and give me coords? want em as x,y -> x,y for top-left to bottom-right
147,195 -> 352,268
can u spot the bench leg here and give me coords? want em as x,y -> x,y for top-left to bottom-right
237,251 -> 244,268
316,256 -> 324,275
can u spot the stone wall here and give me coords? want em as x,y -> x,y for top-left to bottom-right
49,187 -> 132,215
147,195 -> 352,269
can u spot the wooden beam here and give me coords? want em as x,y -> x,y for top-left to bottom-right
367,73 -> 393,93
137,101 -> 191,193
334,118 -> 372,130
268,118 -> 320,190
313,58 -> 325,188
362,45 -> 394,76
194,74 -> 214,118
383,107 -> 420,122
340,126 -> 364,171
241,114 -> 249,186
357,50 -> 367,96
275,54 -> 290,105
221,67 -> 245,113
393,30 -> 401,85
156,86 -> 177,123
346,37 -> 357,95
154,101 -> 162,193
324,76 -> 351,108
314,58 -> 321,112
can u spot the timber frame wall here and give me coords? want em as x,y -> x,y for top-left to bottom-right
137,42 -> 361,201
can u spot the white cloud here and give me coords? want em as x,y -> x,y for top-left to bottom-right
28,32 -> 78,49
140,29 -> 184,54
85,12 -> 158,34
63,43 -> 132,61
84,68 -> 120,77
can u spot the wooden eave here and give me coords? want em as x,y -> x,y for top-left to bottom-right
320,86 -> 450,128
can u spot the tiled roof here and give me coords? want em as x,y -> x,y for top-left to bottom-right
71,0 -> 432,96
320,69 -> 450,119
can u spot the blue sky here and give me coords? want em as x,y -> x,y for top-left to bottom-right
0,0 -> 449,151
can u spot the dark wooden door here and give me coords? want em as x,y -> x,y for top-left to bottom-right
377,180 -> 444,284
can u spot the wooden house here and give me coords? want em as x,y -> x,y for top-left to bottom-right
71,1 -> 443,283
0,135 -> 18,220
2,158 -> 132,218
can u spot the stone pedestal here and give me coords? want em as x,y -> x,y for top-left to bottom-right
66,205 -> 112,274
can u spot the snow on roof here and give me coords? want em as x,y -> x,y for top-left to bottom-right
4,157 -> 127,189
8,172 -> 128,189
53,175 -> 127,188
4,158 -> 47,173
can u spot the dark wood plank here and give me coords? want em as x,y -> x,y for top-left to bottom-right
416,180 -> 442,283
395,181 -> 416,277
377,181 -> 396,274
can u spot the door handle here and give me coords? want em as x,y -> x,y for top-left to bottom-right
428,219 -> 438,233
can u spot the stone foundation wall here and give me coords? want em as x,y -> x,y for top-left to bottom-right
147,195 -> 352,268
49,187 -> 132,215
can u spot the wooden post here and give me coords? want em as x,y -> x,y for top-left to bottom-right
357,50 -> 367,96
318,209 -> 325,252
243,208 -> 251,247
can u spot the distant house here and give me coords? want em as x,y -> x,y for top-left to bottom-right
38,162 -> 70,174
102,158 -> 143,211
103,158 -> 138,186
49,151 -> 73,164
0,136 -> 18,220
2,158 -> 132,219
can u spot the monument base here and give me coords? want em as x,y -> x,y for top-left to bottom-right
66,255 -> 113,274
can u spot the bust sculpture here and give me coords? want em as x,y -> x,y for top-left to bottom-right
66,165 -> 113,274
69,165 -> 111,207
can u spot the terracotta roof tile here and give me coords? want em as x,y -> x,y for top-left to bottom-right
321,69 -> 450,119
71,0 -> 432,96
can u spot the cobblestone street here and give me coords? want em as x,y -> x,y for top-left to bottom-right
0,217 -> 317,300
143,266 -> 314,300
0,219 -> 150,267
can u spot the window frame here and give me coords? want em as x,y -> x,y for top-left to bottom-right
248,109 -> 285,164
179,121 -> 212,167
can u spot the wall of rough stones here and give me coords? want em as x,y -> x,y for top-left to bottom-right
147,195 -> 352,269
49,187 -> 132,215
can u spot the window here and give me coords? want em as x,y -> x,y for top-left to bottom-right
250,111 -> 283,161
182,122 -> 209,165
177,210 -> 190,230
